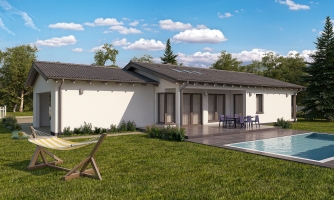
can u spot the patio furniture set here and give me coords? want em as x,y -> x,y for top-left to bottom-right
219,114 -> 260,129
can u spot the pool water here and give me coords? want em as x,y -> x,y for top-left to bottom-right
226,133 -> 334,163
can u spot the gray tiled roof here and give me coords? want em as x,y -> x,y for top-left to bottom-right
125,61 -> 304,89
26,61 -> 158,86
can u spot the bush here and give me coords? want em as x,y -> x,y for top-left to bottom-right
118,120 -> 127,132
63,126 -> 73,136
145,124 -> 185,141
73,127 -> 81,135
1,115 -> 21,131
110,124 -> 117,133
81,122 -> 93,134
296,111 -> 305,118
94,127 -> 102,135
127,120 -> 136,132
273,118 -> 292,129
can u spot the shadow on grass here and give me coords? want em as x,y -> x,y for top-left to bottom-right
5,160 -> 60,176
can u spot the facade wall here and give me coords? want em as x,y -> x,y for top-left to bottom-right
61,80 -> 155,130
245,88 -> 295,123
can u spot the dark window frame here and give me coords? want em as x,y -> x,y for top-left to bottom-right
256,94 -> 264,114
158,93 -> 176,124
208,94 -> 225,122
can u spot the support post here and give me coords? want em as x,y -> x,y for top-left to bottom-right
293,94 -> 297,122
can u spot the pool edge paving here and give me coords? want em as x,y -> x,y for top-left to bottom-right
186,128 -> 334,168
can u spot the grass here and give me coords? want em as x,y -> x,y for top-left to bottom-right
6,111 -> 33,116
1,124 -> 334,198
291,118 -> 334,133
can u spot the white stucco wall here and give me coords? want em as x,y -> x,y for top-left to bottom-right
61,80 -> 155,131
245,88 -> 295,123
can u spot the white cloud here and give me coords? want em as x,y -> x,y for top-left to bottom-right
122,17 -> 130,21
83,22 -> 95,27
72,48 -> 83,52
108,25 -> 142,34
235,10 -> 239,13
0,0 -> 40,31
218,12 -> 233,18
203,47 -> 214,52
34,35 -> 77,47
129,21 -> 139,26
232,49 -> 271,62
172,28 -> 227,43
197,24 -> 207,29
276,0 -> 310,10
123,38 -> 165,50
287,50 -> 316,62
89,45 -> 104,52
159,19 -> 192,31
84,18 -> 123,27
177,52 -> 220,67
113,38 -> 130,46
48,22 -> 84,30
312,28 -> 316,32
0,18 -> 14,35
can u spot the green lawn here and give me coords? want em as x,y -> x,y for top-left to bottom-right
1,124 -> 334,199
6,111 -> 33,116
291,118 -> 334,133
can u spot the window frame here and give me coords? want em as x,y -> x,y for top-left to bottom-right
256,94 -> 264,114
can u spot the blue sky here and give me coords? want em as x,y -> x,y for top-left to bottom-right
0,0 -> 331,67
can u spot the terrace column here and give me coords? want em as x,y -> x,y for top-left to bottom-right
293,94 -> 297,122
175,90 -> 181,126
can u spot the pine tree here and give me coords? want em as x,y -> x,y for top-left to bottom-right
160,39 -> 178,65
302,16 -> 334,120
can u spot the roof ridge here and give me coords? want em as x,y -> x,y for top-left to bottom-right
34,60 -> 122,70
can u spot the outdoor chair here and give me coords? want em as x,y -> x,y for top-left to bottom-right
234,114 -> 240,124
27,126 -> 107,181
246,116 -> 253,128
252,115 -> 260,128
239,116 -> 245,128
219,115 -> 225,127
225,115 -> 234,128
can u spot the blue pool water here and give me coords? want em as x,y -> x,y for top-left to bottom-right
226,133 -> 334,163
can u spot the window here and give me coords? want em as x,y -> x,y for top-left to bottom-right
256,94 -> 263,114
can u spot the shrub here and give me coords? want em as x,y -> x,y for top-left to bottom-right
118,120 -> 127,132
94,127 -> 102,135
274,118 -> 292,129
110,124 -> 117,133
73,127 -> 81,135
296,111 -> 305,118
145,124 -> 185,141
127,120 -> 136,132
81,122 -> 93,134
1,115 -> 21,131
63,126 -> 73,136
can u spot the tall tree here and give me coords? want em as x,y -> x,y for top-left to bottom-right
131,54 -> 154,63
160,39 -> 178,65
0,45 -> 38,112
302,16 -> 334,120
93,43 -> 119,68
240,60 -> 264,75
211,51 -> 242,71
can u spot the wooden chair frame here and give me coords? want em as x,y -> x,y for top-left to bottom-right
27,126 -> 107,181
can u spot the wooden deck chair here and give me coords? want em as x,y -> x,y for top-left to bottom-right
27,126 -> 107,181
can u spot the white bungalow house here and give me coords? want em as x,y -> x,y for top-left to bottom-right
25,61 -> 304,135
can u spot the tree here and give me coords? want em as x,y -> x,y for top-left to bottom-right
240,60 -> 264,75
0,45 -> 38,112
160,39 -> 178,65
131,54 -> 154,63
302,16 -> 334,120
211,51 -> 242,71
93,43 -> 119,68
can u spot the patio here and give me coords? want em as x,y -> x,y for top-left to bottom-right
185,124 -> 334,168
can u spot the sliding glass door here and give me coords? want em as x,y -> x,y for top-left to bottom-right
158,93 -> 175,124
234,94 -> 243,116
182,93 -> 202,125
208,94 -> 225,122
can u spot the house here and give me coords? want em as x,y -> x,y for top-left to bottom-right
25,61 -> 304,135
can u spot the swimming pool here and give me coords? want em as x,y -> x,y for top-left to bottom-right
226,133 -> 334,163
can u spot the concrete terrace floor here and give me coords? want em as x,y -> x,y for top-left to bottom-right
185,124 -> 334,168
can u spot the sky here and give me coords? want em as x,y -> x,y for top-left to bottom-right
0,0 -> 332,68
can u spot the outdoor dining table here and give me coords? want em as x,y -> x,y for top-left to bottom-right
224,116 -> 253,128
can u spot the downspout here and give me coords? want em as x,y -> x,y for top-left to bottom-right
179,81 -> 189,126
58,78 -> 64,136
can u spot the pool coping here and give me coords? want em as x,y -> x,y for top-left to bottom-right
187,129 -> 334,168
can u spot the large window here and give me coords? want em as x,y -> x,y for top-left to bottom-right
208,94 -> 225,122
256,94 -> 263,114
158,93 -> 175,124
